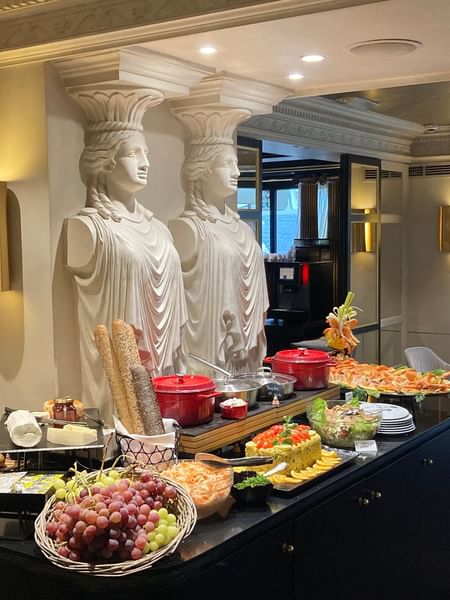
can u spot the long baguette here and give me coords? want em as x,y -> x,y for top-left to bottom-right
131,365 -> 165,436
94,324 -> 134,433
111,319 -> 145,435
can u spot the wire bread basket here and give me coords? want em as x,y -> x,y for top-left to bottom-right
115,425 -> 181,471
114,416 -> 181,471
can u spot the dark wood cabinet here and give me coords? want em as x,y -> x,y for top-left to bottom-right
171,520 -> 294,600
293,479 -> 369,600
292,429 -> 450,600
409,429 -> 450,599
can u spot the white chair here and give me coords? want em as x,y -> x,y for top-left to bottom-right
404,346 -> 450,373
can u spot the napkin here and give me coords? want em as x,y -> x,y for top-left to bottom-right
5,410 -> 42,448
113,415 -> 176,448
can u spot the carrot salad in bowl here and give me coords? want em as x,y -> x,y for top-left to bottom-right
163,460 -> 233,519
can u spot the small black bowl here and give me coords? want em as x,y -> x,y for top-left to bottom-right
231,470 -> 273,506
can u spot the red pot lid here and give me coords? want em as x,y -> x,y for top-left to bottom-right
273,348 -> 330,365
153,374 -> 215,393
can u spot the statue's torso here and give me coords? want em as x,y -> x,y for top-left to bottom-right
175,207 -> 268,373
71,210 -> 187,420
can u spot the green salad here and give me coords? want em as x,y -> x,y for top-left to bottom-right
307,397 -> 382,448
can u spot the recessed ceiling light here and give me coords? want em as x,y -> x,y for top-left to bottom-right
288,73 -> 304,81
198,46 -> 218,55
301,54 -> 324,63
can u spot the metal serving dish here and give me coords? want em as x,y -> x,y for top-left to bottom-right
187,353 -> 262,409
235,367 -> 296,400
213,378 -> 261,409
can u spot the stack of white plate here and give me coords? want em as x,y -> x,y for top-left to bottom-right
361,402 -> 415,435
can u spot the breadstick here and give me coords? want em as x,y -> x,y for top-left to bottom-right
111,319 -> 145,435
94,324 -> 134,433
131,365 -> 165,436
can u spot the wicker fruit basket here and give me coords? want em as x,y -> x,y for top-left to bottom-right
34,466 -> 197,577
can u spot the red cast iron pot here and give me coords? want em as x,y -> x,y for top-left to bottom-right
264,349 -> 335,390
153,374 -> 221,427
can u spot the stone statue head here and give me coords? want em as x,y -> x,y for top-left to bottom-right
79,130 -> 150,222
182,142 -> 240,222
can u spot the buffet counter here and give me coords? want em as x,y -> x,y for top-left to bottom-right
0,394 -> 449,600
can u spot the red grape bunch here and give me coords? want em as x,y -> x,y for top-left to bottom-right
46,470 -> 180,563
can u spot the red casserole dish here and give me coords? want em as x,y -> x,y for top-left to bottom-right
264,349 -> 335,390
153,375 -> 221,427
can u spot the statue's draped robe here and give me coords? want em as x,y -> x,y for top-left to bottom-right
72,208 -> 187,423
175,205 -> 268,375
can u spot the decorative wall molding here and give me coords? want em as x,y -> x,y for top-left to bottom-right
54,47 -> 214,98
239,97 -> 424,162
0,0 -> 386,67
411,132 -> 450,158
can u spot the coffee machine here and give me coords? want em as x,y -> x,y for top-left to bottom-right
265,260 -> 333,322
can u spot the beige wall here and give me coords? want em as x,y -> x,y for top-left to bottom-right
350,165 -> 378,327
379,161 -> 409,366
0,63 -> 56,409
407,171 -> 450,361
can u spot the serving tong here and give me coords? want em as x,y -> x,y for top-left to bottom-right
194,452 -> 273,468
194,453 -> 288,478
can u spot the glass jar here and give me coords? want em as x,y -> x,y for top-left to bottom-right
53,396 -> 77,423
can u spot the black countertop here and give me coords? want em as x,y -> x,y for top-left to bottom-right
0,394 -> 449,597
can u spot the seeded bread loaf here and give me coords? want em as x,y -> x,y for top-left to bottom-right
94,324 -> 134,433
131,365 -> 165,436
111,320 -> 145,435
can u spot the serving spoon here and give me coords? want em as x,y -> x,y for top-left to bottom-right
263,461 -> 287,477
187,353 -> 233,381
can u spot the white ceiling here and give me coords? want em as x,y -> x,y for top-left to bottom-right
139,0 -> 450,126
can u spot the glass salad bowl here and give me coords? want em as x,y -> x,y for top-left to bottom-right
307,397 -> 383,448
162,460 -> 233,519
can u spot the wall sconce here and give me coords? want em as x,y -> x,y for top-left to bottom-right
351,209 -> 376,253
0,181 -> 10,291
439,206 -> 450,251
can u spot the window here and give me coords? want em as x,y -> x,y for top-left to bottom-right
317,182 -> 329,239
237,187 -> 258,211
261,189 -> 271,254
275,188 -> 300,254
262,182 -> 329,254
237,138 -> 262,243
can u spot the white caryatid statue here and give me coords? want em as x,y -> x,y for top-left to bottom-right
169,108 -> 269,375
66,84 -> 187,422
